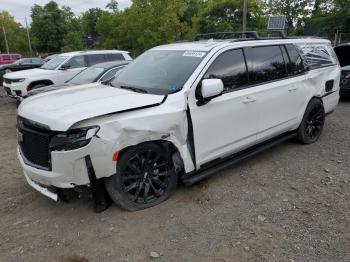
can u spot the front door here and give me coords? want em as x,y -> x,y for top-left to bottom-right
188,48 -> 259,167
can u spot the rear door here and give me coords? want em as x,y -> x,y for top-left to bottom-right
245,45 -> 307,142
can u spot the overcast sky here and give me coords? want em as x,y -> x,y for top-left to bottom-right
1,0 -> 132,26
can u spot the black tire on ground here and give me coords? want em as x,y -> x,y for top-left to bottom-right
297,98 -> 325,144
105,143 -> 177,211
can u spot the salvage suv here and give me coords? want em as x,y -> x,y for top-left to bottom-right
4,50 -> 132,98
17,32 -> 340,212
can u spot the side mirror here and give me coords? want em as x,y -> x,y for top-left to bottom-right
59,64 -> 70,70
196,79 -> 224,106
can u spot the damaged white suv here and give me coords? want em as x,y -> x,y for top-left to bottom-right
17,32 -> 340,211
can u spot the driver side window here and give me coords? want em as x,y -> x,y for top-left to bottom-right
66,55 -> 86,69
204,49 -> 248,93
100,67 -> 121,82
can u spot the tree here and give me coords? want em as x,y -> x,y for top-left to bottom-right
106,0 -> 119,13
30,1 -> 67,52
0,11 -> 28,55
267,0 -> 314,31
61,32 -> 84,52
81,8 -> 107,47
196,0 -> 267,33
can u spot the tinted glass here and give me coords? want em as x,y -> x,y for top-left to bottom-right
107,53 -> 124,61
41,56 -> 68,70
87,54 -> 105,66
22,58 -> 32,64
204,49 -> 248,92
100,67 -> 122,82
66,55 -> 86,69
3,55 -> 10,60
12,55 -> 21,60
112,50 -> 206,95
31,58 -> 44,64
298,44 -> 334,69
69,67 -> 105,85
285,44 -> 304,75
249,46 -> 287,84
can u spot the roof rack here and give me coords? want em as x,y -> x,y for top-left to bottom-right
194,30 -> 289,41
194,31 -> 260,41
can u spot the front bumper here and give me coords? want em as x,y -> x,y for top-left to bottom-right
3,81 -> 27,98
23,171 -> 58,201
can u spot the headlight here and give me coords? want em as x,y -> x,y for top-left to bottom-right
49,126 -> 99,151
345,73 -> 350,79
11,78 -> 25,83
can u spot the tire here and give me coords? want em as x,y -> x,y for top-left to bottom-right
297,98 -> 325,144
105,143 -> 177,211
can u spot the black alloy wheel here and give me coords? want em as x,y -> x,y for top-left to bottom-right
105,143 -> 177,211
297,99 -> 325,144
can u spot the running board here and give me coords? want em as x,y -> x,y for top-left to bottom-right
182,132 -> 297,186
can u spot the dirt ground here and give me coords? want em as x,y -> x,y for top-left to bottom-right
0,90 -> 349,262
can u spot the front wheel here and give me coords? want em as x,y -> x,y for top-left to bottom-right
105,143 -> 177,211
297,99 -> 325,144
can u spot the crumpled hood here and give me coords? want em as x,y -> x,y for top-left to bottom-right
4,68 -> 55,79
18,83 -> 165,131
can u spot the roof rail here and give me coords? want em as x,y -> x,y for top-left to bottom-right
194,31 -> 260,41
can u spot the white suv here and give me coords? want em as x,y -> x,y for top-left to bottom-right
17,32 -> 340,212
3,50 -> 132,98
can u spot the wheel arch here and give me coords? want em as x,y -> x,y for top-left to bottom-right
27,79 -> 54,91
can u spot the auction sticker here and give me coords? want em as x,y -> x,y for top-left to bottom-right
183,51 -> 206,58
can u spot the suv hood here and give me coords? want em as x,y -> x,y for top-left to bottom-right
5,68 -> 55,79
18,83 -> 165,131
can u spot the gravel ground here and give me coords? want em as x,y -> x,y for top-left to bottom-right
0,90 -> 349,262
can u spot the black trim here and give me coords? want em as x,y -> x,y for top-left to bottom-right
182,131 -> 297,186
186,106 -> 196,169
322,90 -> 337,98
85,156 -> 112,213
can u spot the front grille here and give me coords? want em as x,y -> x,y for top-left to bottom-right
340,71 -> 350,89
4,86 -> 12,96
4,78 -> 11,84
18,118 -> 51,170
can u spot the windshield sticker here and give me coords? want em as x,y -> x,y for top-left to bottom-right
183,51 -> 206,58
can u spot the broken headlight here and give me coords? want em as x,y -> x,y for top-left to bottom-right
49,126 -> 100,151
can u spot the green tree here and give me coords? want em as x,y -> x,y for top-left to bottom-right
81,8 -> 107,47
0,11 -> 28,55
30,1 -> 67,52
106,0 -> 119,13
197,0 -> 267,33
61,32 -> 84,52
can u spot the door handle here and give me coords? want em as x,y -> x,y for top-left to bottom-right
288,87 -> 298,92
243,96 -> 256,104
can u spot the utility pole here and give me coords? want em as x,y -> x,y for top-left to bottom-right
1,14 -> 9,53
25,17 -> 32,57
243,0 -> 248,33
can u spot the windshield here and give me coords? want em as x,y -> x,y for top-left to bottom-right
69,66 -> 105,85
41,56 -> 68,70
111,50 -> 206,95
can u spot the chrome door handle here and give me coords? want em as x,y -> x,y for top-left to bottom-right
243,96 -> 256,104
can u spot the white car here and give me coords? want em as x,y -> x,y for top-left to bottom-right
17,32 -> 340,212
3,50 -> 132,98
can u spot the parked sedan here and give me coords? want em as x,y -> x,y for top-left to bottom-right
0,58 -> 44,86
21,60 -> 130,100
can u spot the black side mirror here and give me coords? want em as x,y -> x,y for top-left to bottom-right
60,64 -> 70,70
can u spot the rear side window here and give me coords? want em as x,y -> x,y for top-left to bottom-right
100,67 -> 123,82
285,44 -> 304,75
3,55 -> 11,60
298,44 -> 334,69
87,54 -> 106,66
107,53 -> 125,61
12,55 -> 21,60
66,55 -> 86,69
248,46 -> 288,84
204,49 -> 248,92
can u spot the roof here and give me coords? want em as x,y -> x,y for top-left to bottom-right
154,37 -> 331,52
91,60 -> 131,69
57,50 -> 130,57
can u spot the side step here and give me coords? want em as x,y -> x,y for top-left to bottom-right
182,132 -> 297,186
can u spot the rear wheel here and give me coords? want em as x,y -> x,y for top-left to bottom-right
105,143 -> 177,211
297,99 -> 325,144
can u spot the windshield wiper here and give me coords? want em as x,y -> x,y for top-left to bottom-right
119,85 -> 148,93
